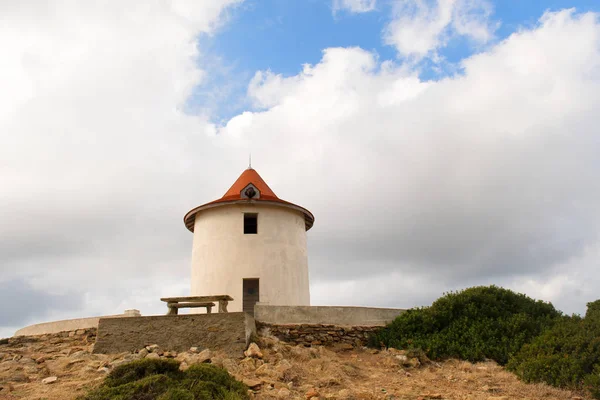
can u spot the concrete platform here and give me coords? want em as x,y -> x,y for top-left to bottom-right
93,312 -> 256,356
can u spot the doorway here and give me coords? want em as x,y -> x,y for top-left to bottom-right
243,278 -> 259,316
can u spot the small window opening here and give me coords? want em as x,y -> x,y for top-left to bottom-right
244,213 -> 258,234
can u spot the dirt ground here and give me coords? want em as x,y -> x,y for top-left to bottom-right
0,329 -> 589,400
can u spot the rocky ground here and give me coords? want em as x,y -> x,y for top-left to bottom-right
0,328 -> 590,400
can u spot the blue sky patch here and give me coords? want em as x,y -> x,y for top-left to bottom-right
188,0 -> 600,123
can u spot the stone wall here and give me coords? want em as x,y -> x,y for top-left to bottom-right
93,313 -> 255,357
254,305 -> 405,327
258,323 -> 381,347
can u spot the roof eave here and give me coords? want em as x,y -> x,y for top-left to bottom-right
183,199 -> 315,232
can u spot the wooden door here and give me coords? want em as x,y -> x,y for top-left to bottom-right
243,278 -> 259,315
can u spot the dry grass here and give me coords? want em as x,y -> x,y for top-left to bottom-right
0,331 -> 591,400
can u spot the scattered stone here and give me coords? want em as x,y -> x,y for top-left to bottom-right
138,348 -> 148,358
146,344 -> 160,352
244,343 -> 263,359
305,387 -> 319,398
42,376 -> 58,384
197,348 -> 212,363
255,363 -> 276,378
179,362 -> 189,372
97,367 -> 110,374
396,354 -> 408,362
145,352 -> 160,360
222,358 -> 240,374
239,357 -> 257,372
276,387 -> 291,398
189,347 -> 199,353
75,329 -> 86,335
243,377 -> 262,389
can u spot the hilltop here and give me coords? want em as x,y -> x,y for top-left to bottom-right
0,329 -> 588,400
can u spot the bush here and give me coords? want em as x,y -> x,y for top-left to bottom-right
104,359 -> 183,388
81,359 -> 249,400
507,300 -> 600,398
371,285 -> 560,364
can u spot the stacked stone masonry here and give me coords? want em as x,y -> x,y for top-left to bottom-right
258,323 -> 380,347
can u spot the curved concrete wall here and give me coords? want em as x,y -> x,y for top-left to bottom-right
191,203 -> 310,312
14,310 -> 140,336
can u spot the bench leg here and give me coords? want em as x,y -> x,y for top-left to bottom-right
207,306 -> 212,314
218,300 -> 228,313
167,304 -> 178,315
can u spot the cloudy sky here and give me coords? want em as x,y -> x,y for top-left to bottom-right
2,0 -> 600,337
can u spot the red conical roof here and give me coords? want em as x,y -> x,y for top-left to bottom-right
221,168 -> 278,201
183,168 -> 314,232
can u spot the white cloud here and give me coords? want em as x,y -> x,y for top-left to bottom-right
333,0 -> 377,14
384,0 -> 497,59
0,0 -> 244,334
234,9 -> 600,315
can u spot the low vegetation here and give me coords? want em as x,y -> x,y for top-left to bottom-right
372,286 -> 600,398
371,285 -> 560,364
508,300 -> 600,398
81,358 -> 248,400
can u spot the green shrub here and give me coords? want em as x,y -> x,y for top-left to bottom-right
182,364 -> 248,398
104,359 -> 183,388
507,300 -> 600,398
371,285 -> 560,364
81,359 -> 249,400
84,374 -> 174,400
585,365 -> 600,399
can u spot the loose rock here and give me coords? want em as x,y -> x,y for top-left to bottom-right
305,387 -> 319,398
42,376 -> 58,384
243,377 -> 262,389
244,343 -> 263,359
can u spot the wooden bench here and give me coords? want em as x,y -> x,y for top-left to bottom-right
160,295 -> 234,315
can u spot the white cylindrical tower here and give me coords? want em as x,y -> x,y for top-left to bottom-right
183,168 -> 314,314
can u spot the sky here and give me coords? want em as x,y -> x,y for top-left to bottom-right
1,0 -> 600,337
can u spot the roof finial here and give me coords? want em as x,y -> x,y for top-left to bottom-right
248,153 -> 252,169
